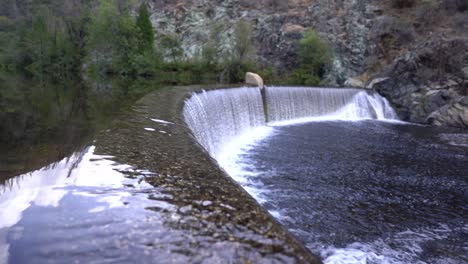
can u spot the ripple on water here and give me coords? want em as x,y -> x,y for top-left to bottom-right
220,121 -> 468,264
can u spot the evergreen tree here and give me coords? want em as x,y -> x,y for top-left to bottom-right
136,3 -> 154,53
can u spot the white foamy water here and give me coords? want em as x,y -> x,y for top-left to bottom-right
183,86 -> 399,160
320,224 -> 466,264
216,126 -> 276,202
183,87 -> 266,159
183,86 -> 401,202
266,87 -> 398,125
183,86 -> 413,263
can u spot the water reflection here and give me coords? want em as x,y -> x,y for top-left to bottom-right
0,146 -> 157,263
0,75 -> 161,263
0,74 -> 159,183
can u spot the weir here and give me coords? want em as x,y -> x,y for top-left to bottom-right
183,87 -> 266,159
183,86 -> 398,159
265,87 -> 397,123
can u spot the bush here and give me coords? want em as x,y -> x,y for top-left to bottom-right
232,20 -> 255,62
286,68 -> 322,86
286,29 -> 333,86
160,34 -> 184,62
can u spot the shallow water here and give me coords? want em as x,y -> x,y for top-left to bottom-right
225,121 -> 468,263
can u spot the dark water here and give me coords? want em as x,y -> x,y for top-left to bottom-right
233,121 -> 468,263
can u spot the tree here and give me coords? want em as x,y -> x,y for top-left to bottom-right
289,29 -> 333,85
136,2 -> 154,53
219,20 -> 257,83
160,34 -> 183,62
86,0 -> 142,75
233,20 -> 255,62
201,23 -> 224,66
86,0 -> 120,70
298,30 -> 332,72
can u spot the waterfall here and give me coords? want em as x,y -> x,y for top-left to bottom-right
265,87 -> 398,123
183,86 -> 398,159
183,87 -> 266,159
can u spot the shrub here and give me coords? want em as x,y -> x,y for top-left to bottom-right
160,34 -> 184,62
287,29 -> 333,86
232,20 -> 255,62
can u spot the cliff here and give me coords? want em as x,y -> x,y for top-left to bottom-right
145,0 -> 468,128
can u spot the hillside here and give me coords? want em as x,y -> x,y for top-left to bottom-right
145,0 -> 468,127
1,0 -> 467,127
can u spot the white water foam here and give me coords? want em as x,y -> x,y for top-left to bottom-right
216,126 -> 276,202
183,86 -> 412,263
320,223 -> 465,264
183,87 -> 266,159
266,87 -> 399,126
183,86 -> 403,205
184,86 -> 400,159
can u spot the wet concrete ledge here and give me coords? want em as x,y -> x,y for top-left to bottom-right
95,85 -> 321,263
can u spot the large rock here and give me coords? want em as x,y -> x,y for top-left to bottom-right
427,97 -> 468,128
372,36 -> 468,127
344,77 -> 364,88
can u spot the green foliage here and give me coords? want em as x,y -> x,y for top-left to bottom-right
232,20 -> 255,62
136,3 -> 154,53
287,29 -> 333,86
216,20 -> 260,83
86,0 -> 121,73
285,68 -> 322,86
0,1 -> 276,85
85,0 -> 157,76
199,22 -> 225,72
298,30 -> 333,73
21,6 -> 77,75
160,34 -> 184,62
0,16 -> 13,31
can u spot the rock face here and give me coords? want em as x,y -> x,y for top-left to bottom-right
145,0 -> 380,83
371,37 -> 468,127
144,0 -> 468,128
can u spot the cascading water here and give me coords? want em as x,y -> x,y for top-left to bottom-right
182,87 -> 467,264
183,86 -> 398,159
265,87 -> 398,124
183,87 -> 266,159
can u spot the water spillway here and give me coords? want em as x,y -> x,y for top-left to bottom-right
265,87 -> 398,124
183,87 -> 266,159
183,86 -> 398,159
183,86 -> 468,264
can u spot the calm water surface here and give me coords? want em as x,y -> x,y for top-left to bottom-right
0,75 -> 162,263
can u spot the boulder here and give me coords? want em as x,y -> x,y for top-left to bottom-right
427,97 -> 468,128
366,77 -> 389,89
245,72 -> 264,89
344,77 -> 364,88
